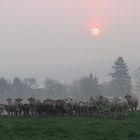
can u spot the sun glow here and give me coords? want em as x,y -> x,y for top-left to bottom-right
92,28 -> 101,37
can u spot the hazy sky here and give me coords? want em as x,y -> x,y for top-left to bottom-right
0,0 -> 140,84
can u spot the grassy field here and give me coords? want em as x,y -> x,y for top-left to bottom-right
0,113 -> 140,140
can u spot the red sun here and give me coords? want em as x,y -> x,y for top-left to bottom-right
91,28 -> 101,37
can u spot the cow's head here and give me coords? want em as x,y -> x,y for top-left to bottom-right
6,98 -> 12,102
28,97 -> 35,103
124,95 -> 132,99
15,98 -> 23,103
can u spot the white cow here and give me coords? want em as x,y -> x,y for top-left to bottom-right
125,95 -> 138,111
95,96 -> 128,117
6,98 -> 23,116
64,97 -> 77,116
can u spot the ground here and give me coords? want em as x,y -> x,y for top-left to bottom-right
0,113 -> 140,140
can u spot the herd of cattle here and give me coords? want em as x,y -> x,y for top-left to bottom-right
0,95 -> 138,117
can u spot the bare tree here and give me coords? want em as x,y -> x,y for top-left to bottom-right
24,77 -> 38,89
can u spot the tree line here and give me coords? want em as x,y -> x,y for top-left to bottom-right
0,56 -> 140,102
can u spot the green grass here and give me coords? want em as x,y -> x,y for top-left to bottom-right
0,113 -> 140,140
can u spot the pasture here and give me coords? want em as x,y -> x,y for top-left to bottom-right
0,112 -> 140,140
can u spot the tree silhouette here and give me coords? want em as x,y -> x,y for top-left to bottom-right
110,57 -> 132,96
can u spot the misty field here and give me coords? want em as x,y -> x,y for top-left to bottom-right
0,113 -> 140,140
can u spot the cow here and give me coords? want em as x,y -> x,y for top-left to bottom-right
28,97 -> 42,116
95,96 -> 128,117
125,95 -> 138,111
95,95 -> 111,117
64,97 -> 77,116
87,97 -> 99,116
42,99 -> 55,116
22,103 -> 30,116
6,98 -> 23,116
55,99 -> 65,115
6,98 -> 15,115
14,98 -> 23,116
0,104 -> 4,115
116,98 -> 128,116
77,101 -> 87,116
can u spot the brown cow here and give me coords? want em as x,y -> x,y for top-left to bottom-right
42,99 -> 55,115
22,103 -> 30,116
55,99 -> 65,115
28,97 -> 42,116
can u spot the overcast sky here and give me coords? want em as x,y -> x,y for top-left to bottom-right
0,0 -> 140,84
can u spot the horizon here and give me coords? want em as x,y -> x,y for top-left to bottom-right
0,59 -> 138,86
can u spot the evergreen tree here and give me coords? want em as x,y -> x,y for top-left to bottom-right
134,67 -> 140,91
110,57 -> 132,96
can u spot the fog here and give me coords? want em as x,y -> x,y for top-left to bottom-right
0,1 -> 140,107
0,1 -> 140,83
